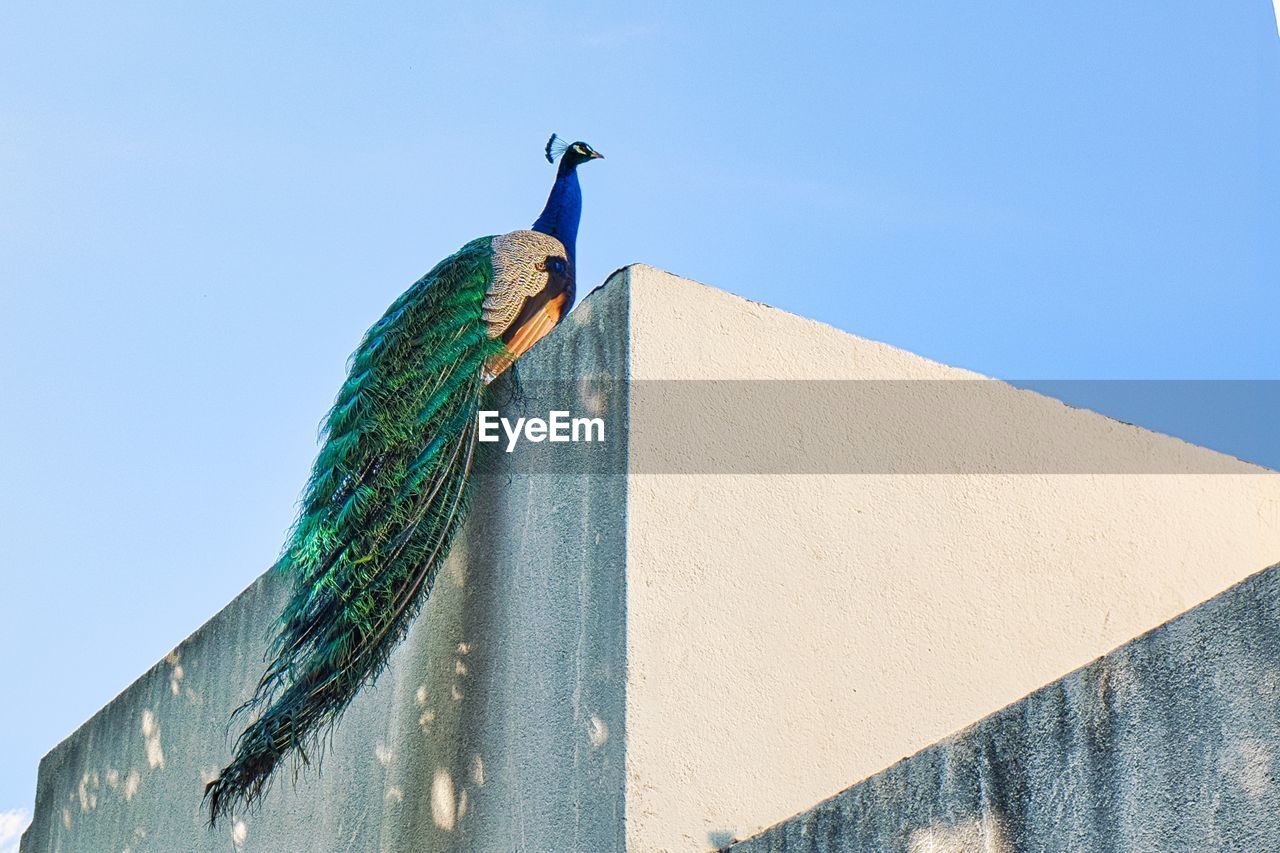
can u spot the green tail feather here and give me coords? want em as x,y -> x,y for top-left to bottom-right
205,237 -> 506,824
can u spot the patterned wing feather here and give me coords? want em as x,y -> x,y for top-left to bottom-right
481,230 -> 573,381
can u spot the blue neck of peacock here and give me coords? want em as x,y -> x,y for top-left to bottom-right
532,165 -> 582,264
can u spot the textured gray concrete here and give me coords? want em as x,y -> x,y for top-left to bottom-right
729,561 -> 1280,853
21,277 -> 630,853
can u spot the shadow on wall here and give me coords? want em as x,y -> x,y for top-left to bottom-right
709,830 -> 736,848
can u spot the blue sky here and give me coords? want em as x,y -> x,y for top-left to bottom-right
1,1 -> 1277,833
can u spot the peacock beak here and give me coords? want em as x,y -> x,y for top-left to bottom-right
590,150 -> 604,159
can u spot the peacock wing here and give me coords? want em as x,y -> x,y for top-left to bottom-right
481,230 -> 575,381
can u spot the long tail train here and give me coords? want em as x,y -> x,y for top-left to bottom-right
204,239 -> 504,824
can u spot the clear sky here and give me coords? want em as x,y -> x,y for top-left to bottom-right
1,1 -> 1277,837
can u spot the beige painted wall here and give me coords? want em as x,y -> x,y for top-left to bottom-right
622,265 -> 1280,851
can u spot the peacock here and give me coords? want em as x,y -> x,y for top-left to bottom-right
204,135 -> 603,824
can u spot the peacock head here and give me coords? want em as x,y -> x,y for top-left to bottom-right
545,134 -> 603,173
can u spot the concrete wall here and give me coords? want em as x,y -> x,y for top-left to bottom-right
622,265 -> 1280,850
23,265 -> 1280,852
728,561 -> 1280,852
21,280 -> 631,853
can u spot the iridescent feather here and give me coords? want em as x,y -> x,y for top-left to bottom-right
204,238 -> 510,822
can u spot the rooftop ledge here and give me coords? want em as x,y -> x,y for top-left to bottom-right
22,265 -> 1280,852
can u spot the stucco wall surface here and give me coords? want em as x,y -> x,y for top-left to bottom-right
622,265 -> 1280,850
728,561 -> 1280,853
